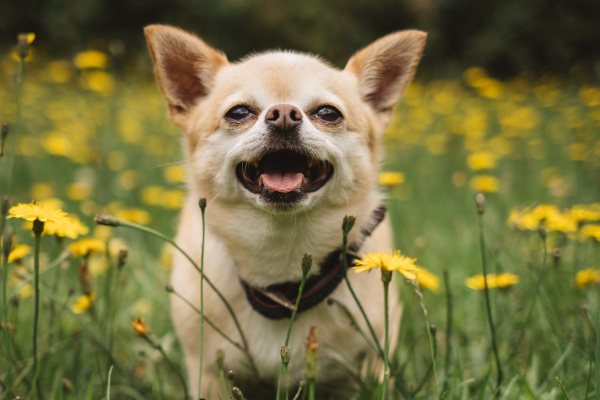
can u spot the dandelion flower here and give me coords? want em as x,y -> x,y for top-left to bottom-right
132,318 -> 150,337
8,202 -> 70,224
69,238 -> 106,258
470,175 -> 499,193
575,268 -> 600,289
8,244 -> 31,263
73,50 -> 109,69
581,225 -> 600,241
116,208 -> 151,225
570,205 -> 600,223
378,172 -> 405,187
354,251 -> 418,279
495,273 -> 520,288
467,152 -> 497,171
414,267 -> 440,292
71,292 -> 96,314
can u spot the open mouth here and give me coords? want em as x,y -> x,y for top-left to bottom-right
235,150 -> 334,201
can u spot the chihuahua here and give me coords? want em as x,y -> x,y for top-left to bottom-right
144,24 -> 426,398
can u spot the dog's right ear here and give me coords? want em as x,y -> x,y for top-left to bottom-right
144,25 -> 228,121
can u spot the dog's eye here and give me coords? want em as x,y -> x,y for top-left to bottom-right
225,106 -> 254,123
313,106 -> 343,123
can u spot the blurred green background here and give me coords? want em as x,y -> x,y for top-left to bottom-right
1,0 -> 600,78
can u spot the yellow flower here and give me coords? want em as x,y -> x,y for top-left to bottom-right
8,245 -> 32,263
581,225 -> 600,241
495,273 -> 520,288
378,172 -> 405,187
67,182 -> 93,201
132,318 -> 150,337
466,273 -> 519,290
414,267 -> 440,292
354,251 -> 418,279
30,183 -> 54,200
73,50 -> 109,69
164,164 -> 186,184
570,205 -> 600,223
466,152 -> 497,171
8,202 -> 70,224
80,71 -> 114,94
545,213 -> 577,233
575,268 -> 600,289
470,175 -> 499,193
69,238 -> 106,258
71,292 -> 96,314
466,274 -> 493,290
44,215 -> 89,239
116,208 -> 151,225
507,208 -> 539,231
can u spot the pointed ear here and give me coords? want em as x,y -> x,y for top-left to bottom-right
345,30 -> 426,114
144,25 -> 228,117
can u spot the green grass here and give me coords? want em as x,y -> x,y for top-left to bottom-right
0,45 -> 599,399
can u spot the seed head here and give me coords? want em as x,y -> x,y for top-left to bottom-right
342,215 -> 356,235
280,345 -> 290,366
475,193 -> 486,214
301,253 -> 312,275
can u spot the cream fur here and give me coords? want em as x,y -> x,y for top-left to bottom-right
144,25 -> 426,398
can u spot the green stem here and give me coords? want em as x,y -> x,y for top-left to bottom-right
171,289 -> 243,351
157,343 -> 189,399
478,214 -> 503,391
442,269 -> 453,396
381,277 -> 390,400
5,57 -> 24,193
197,204 -> 206,399
113,218 -> 259,377
276,260 -> 310,400
308,382 -> 315,400
341,226 -> 384,358
32,225 -> 42,397
416,281 -> 439,398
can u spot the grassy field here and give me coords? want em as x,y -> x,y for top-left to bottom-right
0,38 -> 600,399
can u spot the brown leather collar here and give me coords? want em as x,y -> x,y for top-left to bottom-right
240,205 -> 387,320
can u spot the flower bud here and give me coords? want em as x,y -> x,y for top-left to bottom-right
342,215 -> 356,235
10,294 -> 20,308
17,33 -> 33,59
301,253 -> 312,275
475,193 -> 486,214
32,219 -> 44,235
164,284 -> 174,293
3,227 -> 14,260
227,370 -> 235,381
280,345 -> 290,366
232,387 -> 244,400
1,196 -> 9,216
117,247 -> 128,269
538,226 -> 547,239
305,326 -> 319,382
216,348 -> 225,370
94,214 -> 120,227
198,198 -> 207,211
430,324 -> 437,337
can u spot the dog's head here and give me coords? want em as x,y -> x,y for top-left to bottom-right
145,25 -> 426,213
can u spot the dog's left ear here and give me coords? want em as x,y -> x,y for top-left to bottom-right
345,30 -> 427,115
144,25 -> 228,123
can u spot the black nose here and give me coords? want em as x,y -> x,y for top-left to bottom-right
265,104 -> 303,133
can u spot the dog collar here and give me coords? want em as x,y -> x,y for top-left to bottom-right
240,205 -> 387,320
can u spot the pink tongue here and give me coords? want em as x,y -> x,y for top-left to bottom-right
260,172 -> 304,193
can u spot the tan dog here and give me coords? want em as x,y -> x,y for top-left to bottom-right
144,25 -> 426,398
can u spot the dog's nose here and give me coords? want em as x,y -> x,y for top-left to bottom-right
265,104 -> 303,133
